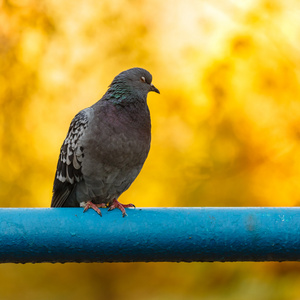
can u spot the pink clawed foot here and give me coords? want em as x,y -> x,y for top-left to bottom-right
83,201 -> 106,217
108,199 -> 135,217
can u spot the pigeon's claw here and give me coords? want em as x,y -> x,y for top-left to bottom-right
82,201 -> 106,216
108,199 -> 135,217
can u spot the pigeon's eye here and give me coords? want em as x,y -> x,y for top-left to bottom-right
140,76 -> 146,83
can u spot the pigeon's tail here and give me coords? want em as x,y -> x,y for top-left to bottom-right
51,181 -> 76,207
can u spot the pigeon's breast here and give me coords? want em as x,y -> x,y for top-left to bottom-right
80,103 -> 151,182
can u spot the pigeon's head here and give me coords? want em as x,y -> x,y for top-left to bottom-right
109,68 -> 160,102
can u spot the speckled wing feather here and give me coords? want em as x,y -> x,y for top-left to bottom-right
51,110 -> 89,207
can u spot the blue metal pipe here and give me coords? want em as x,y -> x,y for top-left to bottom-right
0,207 -> 299,263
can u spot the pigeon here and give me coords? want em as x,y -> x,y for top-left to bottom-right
51,67 -> 159,217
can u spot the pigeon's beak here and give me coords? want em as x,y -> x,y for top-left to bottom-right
150,83 -> 160,94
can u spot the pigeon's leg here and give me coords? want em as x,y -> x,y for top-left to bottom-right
108,199 -> 135,217
82,201 -> 106,217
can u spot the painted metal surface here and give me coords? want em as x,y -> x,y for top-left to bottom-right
0,207 -> 299,263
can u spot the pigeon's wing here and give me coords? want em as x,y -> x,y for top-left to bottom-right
51,109 -> 90,207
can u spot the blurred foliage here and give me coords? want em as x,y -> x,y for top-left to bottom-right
1,0 -> 300,299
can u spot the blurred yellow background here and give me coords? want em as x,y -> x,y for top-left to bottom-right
1,0 -> 300,299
